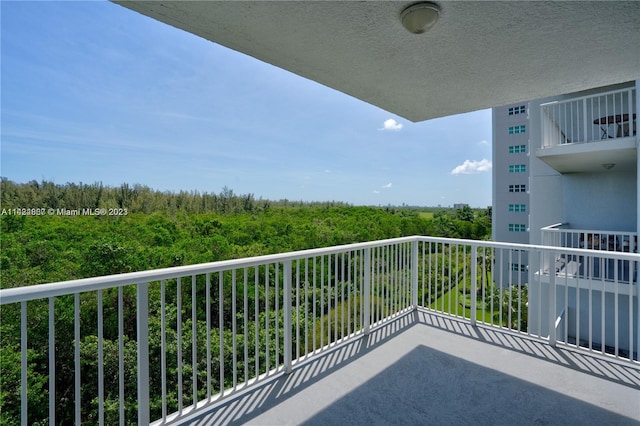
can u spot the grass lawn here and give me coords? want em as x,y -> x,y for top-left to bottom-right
429,287 -> 496,324
418,211 -> 434,220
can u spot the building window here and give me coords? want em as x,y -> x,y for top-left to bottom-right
508,204 -> 526,212
511,263 -> 527,272
508,105 -> 526,116
508,224 -> 527,232
508,184 -> 526,193
509,185 -> 527,192
509,164 -> 526,173
508,125 -> 526,135
508,144 -> 527,154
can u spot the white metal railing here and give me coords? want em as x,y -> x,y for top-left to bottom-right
542,223 -> 637,253
540,87 -> 637,148
541,223 -> 638,286
1,236 -> 639,425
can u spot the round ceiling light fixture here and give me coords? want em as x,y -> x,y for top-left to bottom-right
401,2 -> 440,34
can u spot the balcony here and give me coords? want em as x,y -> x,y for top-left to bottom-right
537,87 -> 637,173
540,223 -> 637,284
1,236 -> 639,425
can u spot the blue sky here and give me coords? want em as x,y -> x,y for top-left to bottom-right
1,1 -> 492,207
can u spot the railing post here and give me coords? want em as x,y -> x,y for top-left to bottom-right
412,239 -> 419,310
548,259 -> 557,347
364,248 -> 371,334
137,282 -> 150,425
283,260 -> 292,373
470,246 -> 477,326
582,97 -> 588,142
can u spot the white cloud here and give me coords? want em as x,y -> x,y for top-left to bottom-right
382,182 -> 392,188
479,140 -> 489,145
451,159 -> 492,175
372,190 -> 380,194
380,118 -> 403,131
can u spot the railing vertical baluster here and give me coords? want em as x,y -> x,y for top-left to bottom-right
582,97 -> 588,142
347,252 -> 351,337
548,257 -> 557,347
448,244 -> 452,315
283,260 -> 292,373
629,258 -> 640,361
160,280 -> 167,420
219,272 -> 225,393
614,261 -> 619,357
118,286 -> 124,426
264,265 -> 269,374
206,274 -> 211,401
48,297 -> 55,425
232,270 -> 237,388
364,248 -> 371,334
496,249 -> 502,326
320,258 -> 324,347
304,259 -> 309,356
21,301 -> 27,426
177,277 -> 183,413
97,289 -> 104,426
601,257 -> 606,355
462,245 -> 467,320
74,293 -> 80,425
588,256 -> 593,352
136,282 -> 150,426
296,260 -> 301,359
255,267 -> 260,376
385,246 -> 390,319
192,275 -> 198,406
334,253 -> 338,341
312,258 -> 316,352
275,265 -> 279,367
576,260 -> 581,347
470,246 -> 477,325
428,242 -> 432,310
340,253 -> 345,340
244,269 -> 249,383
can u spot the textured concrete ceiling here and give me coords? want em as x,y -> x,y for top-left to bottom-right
114,1 -> 640,122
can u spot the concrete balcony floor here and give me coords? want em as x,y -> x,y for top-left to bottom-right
181,311 -> 640,425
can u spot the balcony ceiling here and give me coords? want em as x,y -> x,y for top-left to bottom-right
114,1 -> 640,122
536,138 -> 637,173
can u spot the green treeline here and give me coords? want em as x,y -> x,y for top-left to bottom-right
0,178 -> 491,288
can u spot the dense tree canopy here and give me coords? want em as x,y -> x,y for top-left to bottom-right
1,178 -> 491,288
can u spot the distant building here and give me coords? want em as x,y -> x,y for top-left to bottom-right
453,203 -> 469,209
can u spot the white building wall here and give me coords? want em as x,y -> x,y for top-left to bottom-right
563,171 -> 636,231
492,104 -> 530,287
527,98 -> 563,245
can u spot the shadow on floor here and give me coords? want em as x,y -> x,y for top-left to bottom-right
417,310 -> 640,390
182,310 -> 640,425
302,345 -> 638,426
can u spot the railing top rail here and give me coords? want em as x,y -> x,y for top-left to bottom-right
415,236 -> 640,259
0,236 -> 416,304
3,235 -> 639,305
539,86 -> 636,108
541,226 -> 637,236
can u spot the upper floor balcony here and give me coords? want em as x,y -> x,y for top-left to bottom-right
537,87 -> 637,174
539,223 -> 637,286
1,236 -> 638,425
